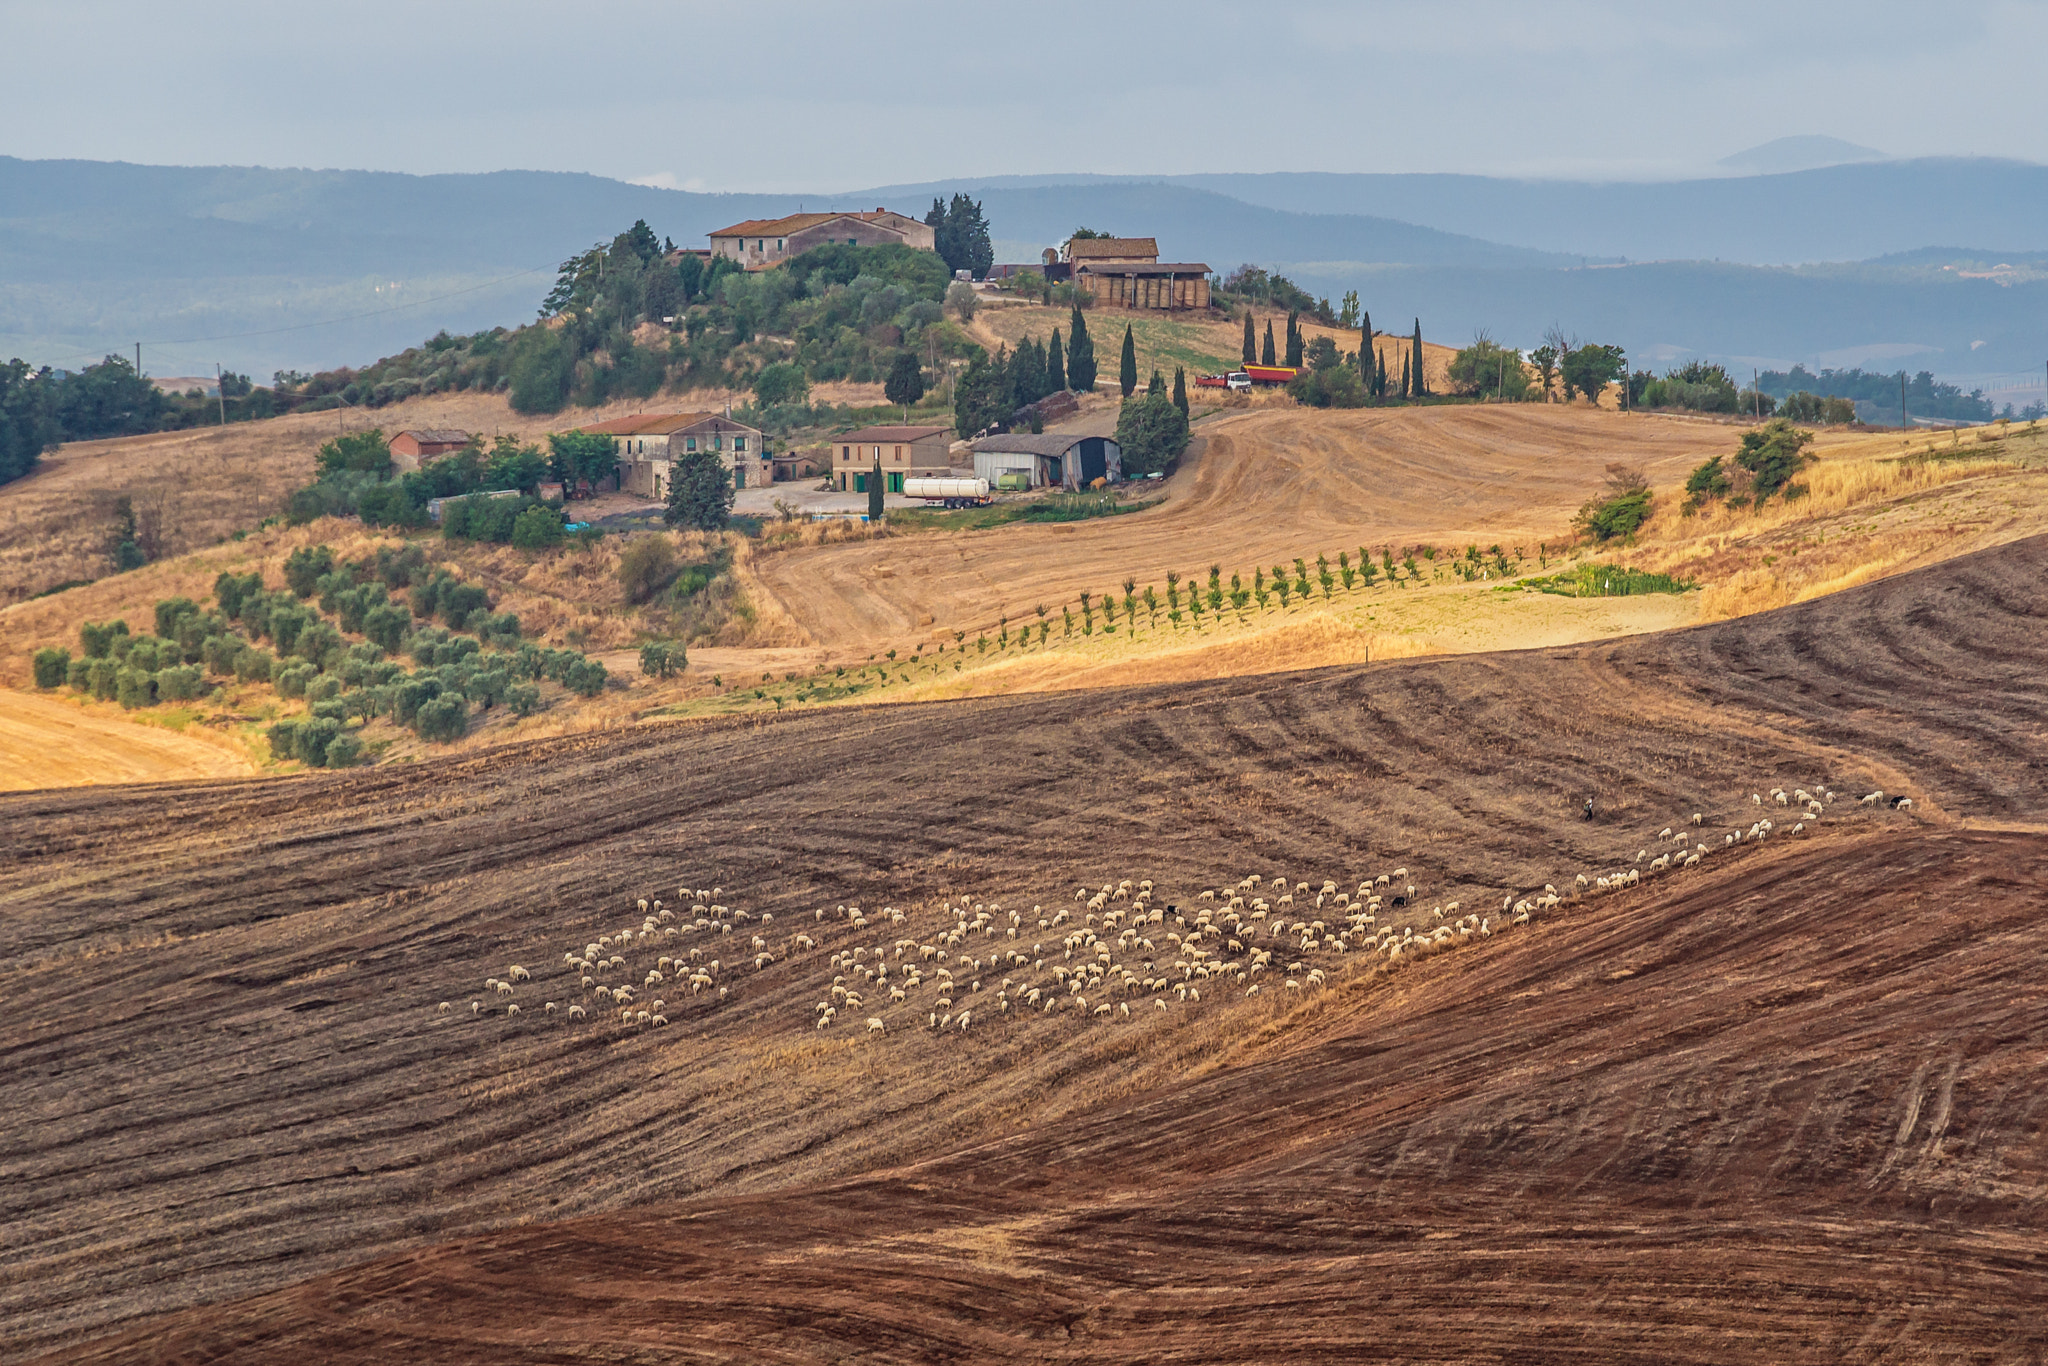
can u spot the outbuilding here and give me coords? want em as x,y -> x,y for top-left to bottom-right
967,433 -> 1122,490
390,428 -> 473,472
833,425 -> 952,493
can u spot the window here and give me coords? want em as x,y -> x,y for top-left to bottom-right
735,437 -> 747,452
894,445 -> 904,460
755,239 -> 763,252
841,445 -> 851,461
685,437 -> 696,452
776,239 -> 784,251
871,446 -> 881,459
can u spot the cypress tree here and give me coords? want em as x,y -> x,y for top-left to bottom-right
1284,309 -> 1303,368
1147,369 -> 1165,396
868,454 -> 884,521
1066,304 -> 1097,392
1358,311 -> 1373,381
1401,350 -> 1411,400
1261,321 -> 1276,367
1171,366 -> 1188,417
1119,323 -> 1137,398
1048,328 -> 1066,392
1411,319 -> 1426,397
1375,345 -> 1388,398
1242,311 -> 1256,365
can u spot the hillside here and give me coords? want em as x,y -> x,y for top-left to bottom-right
5,535 -> 2046,1360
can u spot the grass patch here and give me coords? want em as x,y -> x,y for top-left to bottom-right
1514,564 -> 1697,597
890,492 -> 1156,533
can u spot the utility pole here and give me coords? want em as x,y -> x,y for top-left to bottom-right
215,363 -> 226,426
1753,368 -> 1761,421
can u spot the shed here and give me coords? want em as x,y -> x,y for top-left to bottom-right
390,428 -> 474,472
967,433 -> 1122,490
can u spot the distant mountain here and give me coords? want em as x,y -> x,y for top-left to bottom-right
896,159 -> 2048,266
1717,136 -> 1886,175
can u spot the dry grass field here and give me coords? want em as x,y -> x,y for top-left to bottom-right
6,535 -> 2047,1361
0,689 -> 252,789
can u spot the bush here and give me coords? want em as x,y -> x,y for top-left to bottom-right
153,597 -> 200,639
1734,418 -> 1816,500
510,504 -> 564,550
357,481 -> 425,528
79,619 -> 129,658
284,545 -> 335,597
507,682 -> 544,716
32,647 -> 70,689
115,665 -> 156,709
156,664 -> 206,701
214,571 -> 263,620
475,611 -> 522,647
85,657 -> 119,700
67,656 -> 92,690
752,361 -> 810,407
266,720 -> 300,760
305,673 -> 343,703
1114,392 -> 1190,477
1288,365 -> 1368,409
639,640 -> 683,678
274,661 -> 318,698
323,733 -> 364,768
414,693 -> 470,742
563,657 -> 609,697
440,582 -> 491,630
363,602 -> 412,652
294,717 -> 343,766
1574,466 -> 1654,542
1449,338 -> 1533,401
618,536 -> 679,605
393,676 -> 443,725
235,646 -> 276,683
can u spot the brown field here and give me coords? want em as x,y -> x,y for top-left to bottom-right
0,689 -> 252,789
6,535 -> 2048,1361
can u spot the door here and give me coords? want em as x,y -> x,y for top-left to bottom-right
887,472 -> 904,493
854,473 -> 867,493
1077,439 -> 1106,485
734,466 -> 746,490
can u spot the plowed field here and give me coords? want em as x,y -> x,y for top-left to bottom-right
5,535 -> 2047,1362
754,404 -> 1733,647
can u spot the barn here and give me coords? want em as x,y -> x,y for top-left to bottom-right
968,433 -> 1122,490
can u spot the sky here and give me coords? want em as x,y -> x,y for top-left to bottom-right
3,0 -> 2044,189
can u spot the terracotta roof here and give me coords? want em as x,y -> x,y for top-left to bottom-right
834,425 -> 952,443
1068,237 -> 1158,260
708,210 -> 911,239
394,428 -> 472,445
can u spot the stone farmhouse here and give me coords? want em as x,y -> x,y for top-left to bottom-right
708,209 -> 934,271
832,425 -> 952,493
576,412 -> 769,500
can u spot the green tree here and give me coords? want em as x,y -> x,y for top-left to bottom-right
928,193 -> 993,279
1528,343 -> 1560,402
1357,312 -> 1373,386
1562,343 -> 1627,406
1047,329 -> 1067,392
1115,392 -> 1189,477
0,359 -> 60,486
663,448 -> 735,530
283,545 -> 335,598
884,350 -> 926,414
1337,290 -> 1360,328
1011,337 -> 1048,408
32,647 -> 70,688
1733,418 -> 1817,499
1285,309 -> 1303,368
868,454 -> 885,521
1400,350 -> 1411,399
753,361 -> 810,407
53,355 -> 167,440
315,430 -> 392,477
1262,321 -> 1276,367
508,328 -> 574,414
484,435 -> 547,492
1171,366 -> 1188,417
510,504 -> 564,549
952,349 -> 1011,437
1449,338 -> 1533,401
1066,305 -> 1097,393
1574,465 -> 1653,541
640,640 -> 684,678
547,429 -> 619,489
1411,320 -> 1427,397
1242,311 -> 1257,365
1119,324 -> 1137,398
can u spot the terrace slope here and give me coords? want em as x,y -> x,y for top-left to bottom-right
4,534 -> 2047,1359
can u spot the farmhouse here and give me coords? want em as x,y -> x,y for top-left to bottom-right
709,209 -> 935,271
968,433 -> 1123,490
576,412 -> 768,499
833,425 -> 952,493
1065,236 -> 1211,311
390,428 -> 473,472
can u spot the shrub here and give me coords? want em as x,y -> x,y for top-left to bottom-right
153,597 -> 200,639
414,693 -> 470,742
752,361 -> 810,407
323,733 -> 364,768
305,673 -> 343,703
563,657 -> 609,697
1288,365 -> 1368,409
284,544 -> 336,597
618,536 -> 679,605
507,683 -> 543,716
363,602 -> 412,652
1574,466 -> 1654,542
201,634 -> 242,675
86,657 -> 119,700
214,571 -> 263,620
295,717 -> 343,766
67,656 -> 92,690
79,619 -> 129,658
33,647 -> 71,689
155,664 -> 205,701
639,641 -> 683,678
266,720 -> 300,760
1684,456 -> 1733,500
274,662 -> 318,698
509,504 -> 564,550
234,646 -> 276,683
115,665 -> 156,709
393,676 -> 442,726
1449,338 -> 1533,400
1733,418 -> 1816,500
476,611 -> 522,646
1114,392 -> 1190,477
440,582 -> 491,630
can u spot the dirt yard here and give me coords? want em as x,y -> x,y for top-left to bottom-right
6,535 -> 2047,1361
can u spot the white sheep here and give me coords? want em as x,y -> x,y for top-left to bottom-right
508,965 -> 531,982
866,1017 -> 885,1034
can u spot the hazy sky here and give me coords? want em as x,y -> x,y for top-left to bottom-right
4,0 -> 2042,188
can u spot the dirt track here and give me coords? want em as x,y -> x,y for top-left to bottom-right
754,405 -> 1732,647
5,535 -> 2047,1361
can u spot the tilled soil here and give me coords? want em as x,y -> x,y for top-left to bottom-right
4,534 -> 2046,1361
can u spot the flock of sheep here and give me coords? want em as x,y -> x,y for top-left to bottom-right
438,783 -> 1900,1037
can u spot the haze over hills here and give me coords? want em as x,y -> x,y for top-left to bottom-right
3,156 -> 2045,398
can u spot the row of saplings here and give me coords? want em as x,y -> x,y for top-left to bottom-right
29,541 -> 610,766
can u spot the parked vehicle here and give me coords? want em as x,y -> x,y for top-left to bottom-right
1241,365 -> 1298,386
1195,371 -> 1255,391
902,476 -> 992,508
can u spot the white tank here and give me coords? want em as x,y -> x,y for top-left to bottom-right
902,477 -> 990,499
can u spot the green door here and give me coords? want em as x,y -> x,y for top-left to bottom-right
734,466 -> 746,490
853,473 -> 867,493
887,472 -> 904,493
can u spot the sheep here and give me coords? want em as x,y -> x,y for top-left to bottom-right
508,965 -> 531,982
866,1017 -> 885,1035
1895,796 -> 1915,810
495,981 -> 515,997
1861,790 -> 1885,806
470,1000 -> 482,1015
437,1002 -> 451,1014
544,1001 -> 557,1014
506,1003 -> 521,1016
567,1004 -> 586,1019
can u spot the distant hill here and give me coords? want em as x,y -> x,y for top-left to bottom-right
1717,135 -> 1886,175
4,156 -> 2045,395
